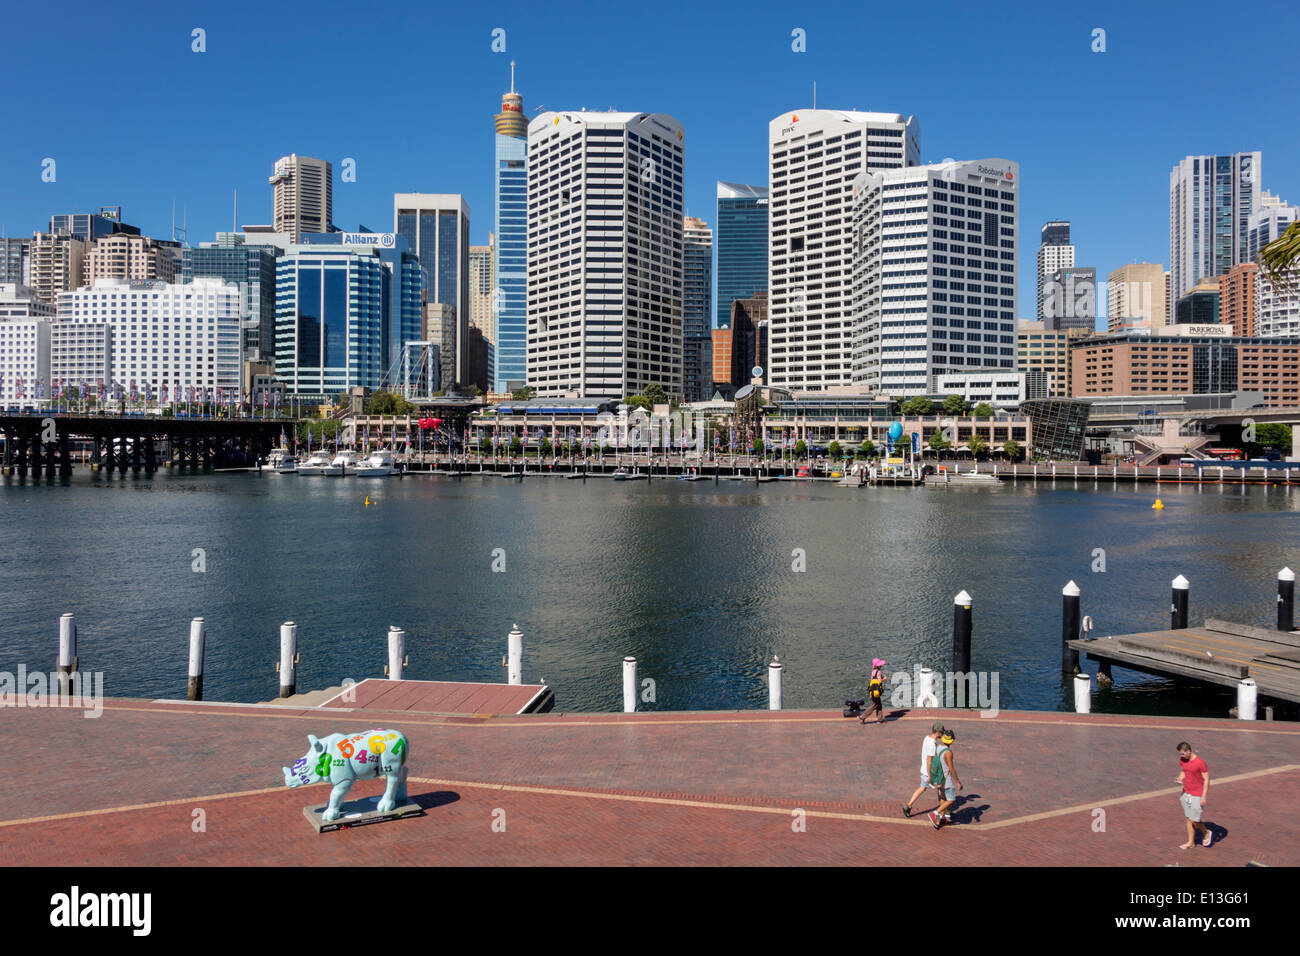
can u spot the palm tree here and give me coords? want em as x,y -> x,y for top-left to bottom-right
1261,220 -> 1300,294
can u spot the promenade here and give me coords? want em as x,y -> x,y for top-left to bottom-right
1,698 -> 1295,867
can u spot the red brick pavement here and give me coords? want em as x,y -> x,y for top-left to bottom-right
1,700 -> 1295,866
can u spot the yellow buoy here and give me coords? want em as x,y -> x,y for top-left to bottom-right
1152,499 -> 1164,510
365,496 -> 371,507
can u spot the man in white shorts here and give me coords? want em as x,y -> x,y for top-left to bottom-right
902,722 -> 945,818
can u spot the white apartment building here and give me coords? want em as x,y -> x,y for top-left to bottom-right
1247,191 -> 1299,262
50,322 -> 111,392
768,109 -> 921,391
850,159 -> 1019,396
57,277 -> 241,398
526,110 -> 685,398
84,233 -> 180,284
1169,152 -> 1261,302
28,232 -> 87,305
935,370 -> 1026,409
1257,271 -> 1300,337
0,285 -> 54,407
1036,222 -> 1073,323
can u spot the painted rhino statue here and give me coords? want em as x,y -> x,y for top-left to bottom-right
283,729 -> 409,822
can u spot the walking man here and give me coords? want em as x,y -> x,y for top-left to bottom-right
929,729 -> 962,829
1176,741 -> 1212,849
902,722 -> 944,817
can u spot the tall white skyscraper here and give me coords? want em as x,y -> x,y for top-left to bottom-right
270,155 -> 333,242
850,160 -> 1019,395
526,110 -> 685,399
1169,152 -> 1261,303
767,109 -> 921,391
1036,221 -> 1073,322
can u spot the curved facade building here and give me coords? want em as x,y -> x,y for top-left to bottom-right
1021,398 -> 1090,460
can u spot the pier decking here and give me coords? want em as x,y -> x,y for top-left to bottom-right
318,677 -> 553,715
1071,619 -> 1300,704
3,697 -> 1297,866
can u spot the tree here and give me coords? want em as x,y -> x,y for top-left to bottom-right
828,440 -> 842,459
972,402 -> 994,419
510,436 -> 522,455
1253,423 -> 1292,453
942,394 -> 968,416
642,382 -> 669,407
1003,439 -> 1021,461
901,397 -> 933,416
1261,220 -> 1300,293
479,437 -> 491,454
623,395 -> 651,412
795,439 -> 807,457
969,433 -> 988,458
511,386 -> 536,401
753,438 -> 764,455
540,438 -> 553,457
928,430 -> 951,455
859,439 -> 875,458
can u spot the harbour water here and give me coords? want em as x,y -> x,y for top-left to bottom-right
2,472 -> 1297,716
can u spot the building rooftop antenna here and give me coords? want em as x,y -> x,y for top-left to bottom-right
510,59 -> 516,93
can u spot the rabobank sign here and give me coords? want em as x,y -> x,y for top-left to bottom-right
341,233 -> 396,248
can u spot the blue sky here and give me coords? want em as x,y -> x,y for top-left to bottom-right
3,0 -> 1298,325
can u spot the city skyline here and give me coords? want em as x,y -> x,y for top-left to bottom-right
4,0 -> 1299,328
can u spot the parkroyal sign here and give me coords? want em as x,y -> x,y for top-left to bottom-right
340,233 -> 396,248
1171,324 -> 1232,337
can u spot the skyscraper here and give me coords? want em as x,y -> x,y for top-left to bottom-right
768,108 -> 921,390
494,63 -> 528,394
28,232 -> 87,305
270,155 -> 334,242
394,194 -> 471,387
1169,152 -> 1261,302
470,233 -> 495,389
183,235 -> 281,363
527,110 -> 685,399
1107,263 -> 1168,333
683,216 -> 713,402
0,237 -> 30,285
850,159 -> 1018,395
1036,222 -> 1074,322
1247,191 -> 1299,263
715,182 -> 768,331
1043,266 -> 1096,332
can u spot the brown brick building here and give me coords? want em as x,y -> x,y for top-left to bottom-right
1218,263 -> 1257,337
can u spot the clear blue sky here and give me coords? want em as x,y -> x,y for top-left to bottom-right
3,0 -> 1298,325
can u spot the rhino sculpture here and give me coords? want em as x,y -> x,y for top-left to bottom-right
283,729 -> 409,822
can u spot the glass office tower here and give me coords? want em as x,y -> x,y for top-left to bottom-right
715,182 -> 768,332
493,66 -> 528,394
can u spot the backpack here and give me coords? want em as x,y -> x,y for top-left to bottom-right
929,745 -> 948,787
869,675 -> 883,701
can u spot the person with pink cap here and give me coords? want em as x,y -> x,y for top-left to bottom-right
861,658 -> 887,725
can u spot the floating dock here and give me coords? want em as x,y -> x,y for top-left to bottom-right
1070,618 -> 1300,704
318,678 -> 553,716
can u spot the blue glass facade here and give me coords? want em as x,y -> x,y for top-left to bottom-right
715,183 -> 769,331
182,242 -> 279,362
494,133 -> 527,393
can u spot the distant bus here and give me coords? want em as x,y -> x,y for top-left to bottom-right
1203,447 -> 1244,461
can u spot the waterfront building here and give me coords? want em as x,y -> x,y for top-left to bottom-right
49,322 -> 110,395
849,159 -> 1018,396
84,233 -> 180,285
1071,331 -> 1300,406
1017,321 -> 1093,397
275,233 -> 422,402
1020,398 -> 1090,460
1107,263 -> 1167,333
57,277 -> 241,399
494,65 -> 528,394
394,193 -> 471,387
1044,265 -> 1096,332
683,216 -> 713,403
527,109 -> 685,399
1169,152 -> 1261,302
1218,263 -> 1257,337
0,285 -> 53,408
934,370 -> 1026,409
270,155 -> 333,242
768,108 -> 921,391
1,237 -> 30,285
48,206 -> 140,242
1036,222 -> 1074,323
716,182 -> 768,331
182,234 -> 281,363
28,232 -> 87,305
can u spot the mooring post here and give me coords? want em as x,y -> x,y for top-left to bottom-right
1073,672 -> 1092,714
1062,580 -> 1081,673
768,656 -> 783,710
57,612 -> 78,700
953,590 -> 972,673
1279,567 -> 1295,632
386,626 -> 406,681
507,624 -> 523,685
187,617 -> 206,701
1236,678 -> 1257,721
1171,575 -> 1190,629
917,666 -> 938,707
622,656 -> 637,713
279,621 -> 298,698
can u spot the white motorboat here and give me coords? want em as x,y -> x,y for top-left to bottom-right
266,448 -> 296,473
355,451 -> 397,477
330,450 -> 359,476
298,452 -> 339,476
